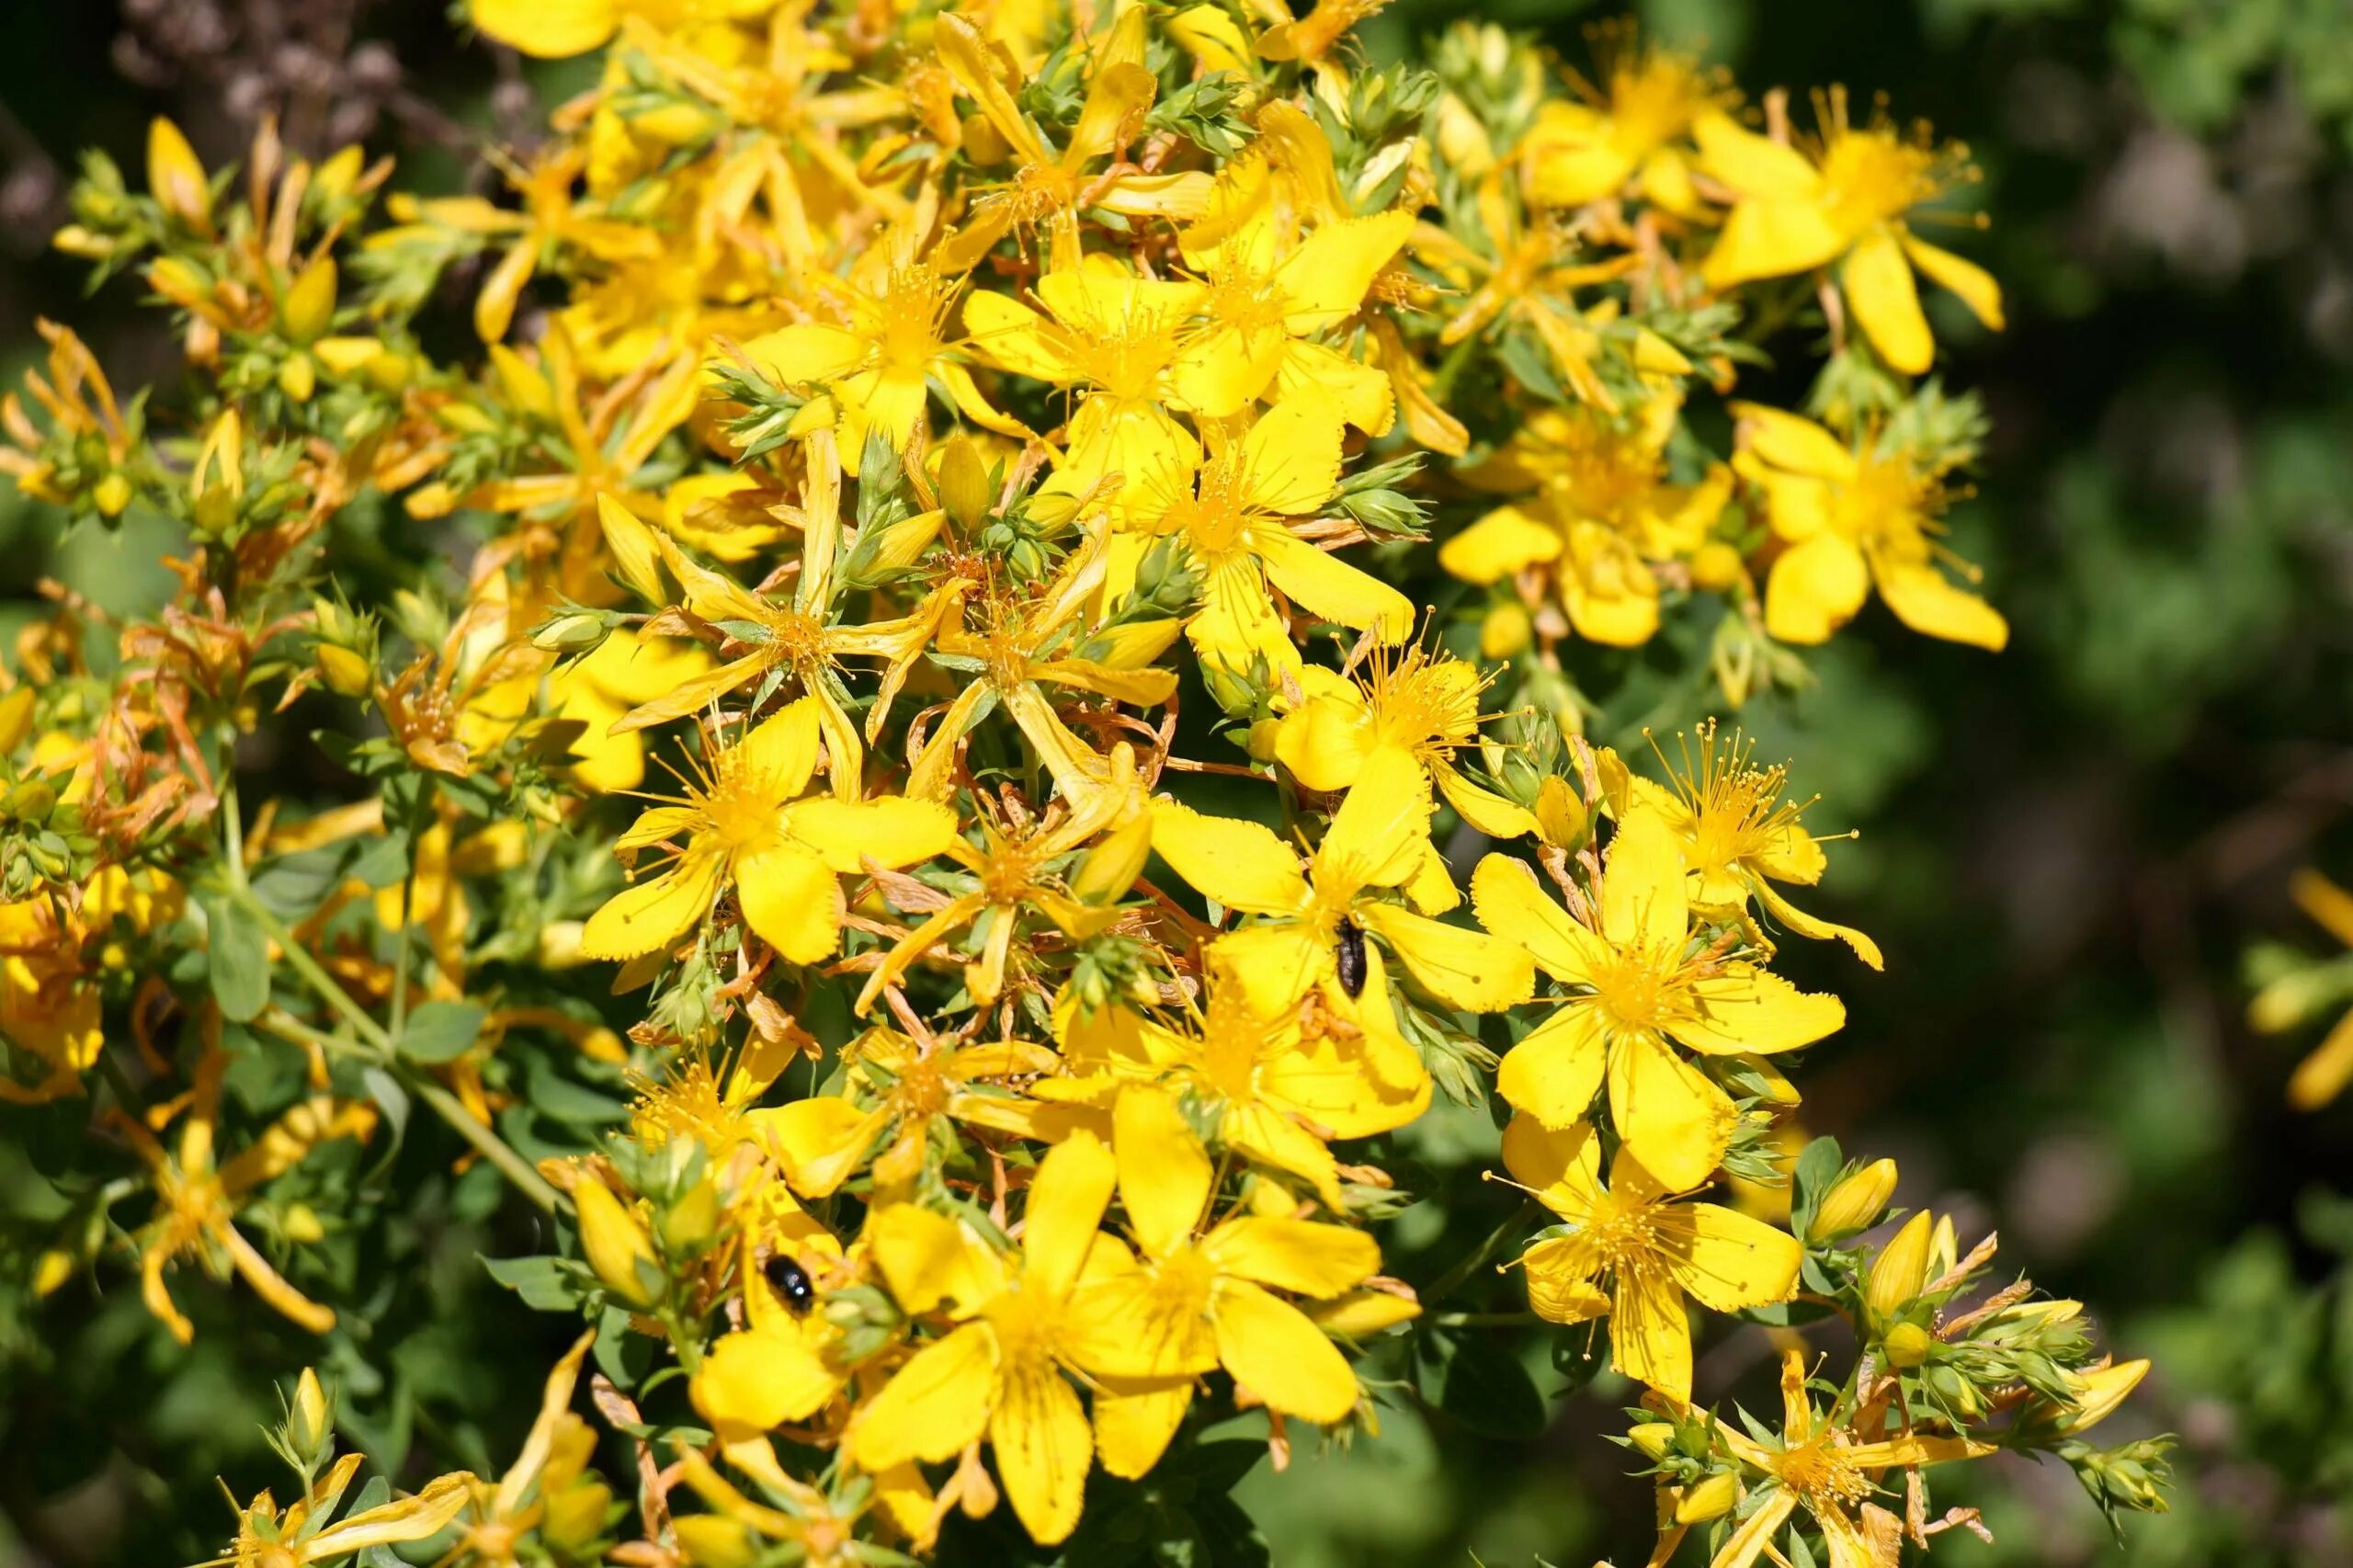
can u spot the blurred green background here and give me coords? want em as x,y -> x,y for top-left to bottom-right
0,1 -> 2348,1563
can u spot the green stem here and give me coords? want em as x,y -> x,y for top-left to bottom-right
1431,1311 -> 1541,1329
1424,1204 -> 1529,1303
239,898 -> 563,1217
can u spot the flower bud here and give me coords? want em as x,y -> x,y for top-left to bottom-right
315,643 -> 372,700
281,1202 -> 324,1244
146,118 -> 211,233
277,351 -> 317,403
1689,540 -> 1745,592
1626,1422 -> 1675,1461
91,472 -> 133,519
574,1178 -> 660,1310
32,1248 -> 74,1297
51,225 -> 113,261
2051,1359 -> 2150,1438
961,112 -> 1012,165
281,258 -> 338,343
1480,599 -> 1532,660
1811,1156 -> 1897,1242
1881,1321 -> 1933,1369
658,1177 -> 722,1255
1865,1210 -> 1934,1323
289,1368 -> 333,1460
1532,776 -> 1586,850
1675,1472 -> 1739,1524
530,608 -> 620,657
936,435 -> 993,529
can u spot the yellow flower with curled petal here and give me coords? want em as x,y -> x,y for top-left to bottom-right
1471,810 -> 1843,1190
733,227 -> 1024,460
1606,725 -> 1882,969
850,1132 -> 1126,1545
1519,33 -> 1733,217
1128,397 -> 1413,683
1059,1086 -> 1380,1474
1732,403 -> 2007,652
114,1050 -> 377,1345
1698,91 -> 2003,376
577,696 -> 955,966
202,1459 -> 474,1568
1704,1349 -> 1998,1568
1046,949 -> 1430,1209
965,257 -> 1206,504
1273,646 -> 1539,850
1150,749 -> 1532,1018
1170,189 -> 1412,431
1503,1114 -> 1798,1401
1441,401 -> 1730,648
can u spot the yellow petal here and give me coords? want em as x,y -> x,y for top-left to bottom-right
991,1363 -> 1093,1545
1693,113 -> 1824,199
1434,763 -> 1540,841
1201,1216 -> 1379,1298
1357,903 -> 1535,1012
1252,529 -> 1415,642
1754,877 -> 1884,971
595,494 -> 666,604
1113,1087 -> 1212,1259
2290,1008 -> 2353,1110
868,1204 -> 999,1315
1239,399 -> 1345,515
1599,809 -> 1689,953
852,1322 -> 998,1470
1065,1268 -> 1218,1380
1901,232 -> 2006,330
1873,558 -> 2009,651
1318,748 -> 1434,892
579,853 -> 722,960
693,1327 -> 844,1436
1765,533 -> 1871,644
1274,210 -> 1415,332
1211,1278 -> 1359,1423
1093,1377 -> 1195,1479
1704,197 -> 1847,288
1210,924 -> 1331,1017
1024,1131 -> 1116,1299
753,1097 -> 884,1198
735,842 -> 846,965
1472,854 -> 1608,983
1148,800 -> 1309,915
1731,403 -> 1859,480
1438,506 -> 1563,585
469,0 -> 618,57
1671,967 -> 1846,1056
740,699 -> 822,801
1273,692 -> 1374,794
1608,1266 -> 1694,1400
1843,228 -> 1933,375
1660,1202 -> 1802,1313
1520,1234 -> 1611,1324
1496,1005 -> 1608,1131
1501,1111 -> 1605,1214
1608,1032 -> 1733,1193
786,795 -> 958,873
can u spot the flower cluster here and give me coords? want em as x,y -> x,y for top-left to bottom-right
1,5 -> 2162,1566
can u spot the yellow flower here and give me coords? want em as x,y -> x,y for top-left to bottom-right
202,1459 -> 474,1568
1440,402 -> 1729,648
864,744 -> 1149,1012
1272,646 -> 1539,843
1732,402 -> 2007,651
1048,953 -> 1430,1207
1472,810 -> 1843,1189
965,258 -> 1206,503
1698,94 -> 2003,375
114,1051 -> 377,1344
1518,35 -> 1732,215
2250,869 -> 2353,1108
1607,725 -> 1882,968
1150,750 -> 1533,1018
1705,1349 -> 1995,1568
1503,1114 -> 1798,1401
733,227 -> 1023,460
1061,1086 -> 1379,1472
850,1132 -> 1125,1545
578,697 -> 956,965
1127,397 -> 1414,682
470,0 -> 777,62
1170,190 -> 1412,430
0,897 -> 101,1105
690,1188 -> 855,1439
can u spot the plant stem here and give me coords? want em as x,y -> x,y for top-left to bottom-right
407,1074 -> 562,1216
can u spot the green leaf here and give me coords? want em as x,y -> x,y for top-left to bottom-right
1415,1329 -> 1546,1439
481,1253 -> 585,1312
204,893 -> 271,1022
397,1000 -> 485,1063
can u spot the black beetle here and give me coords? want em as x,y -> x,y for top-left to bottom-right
1335,916 -> 1368,999
763,1254 -> 815,1313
